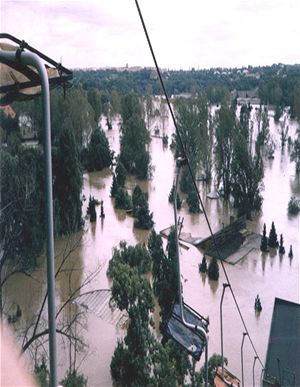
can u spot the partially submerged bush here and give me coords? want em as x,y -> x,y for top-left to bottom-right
288,196 -> 300,215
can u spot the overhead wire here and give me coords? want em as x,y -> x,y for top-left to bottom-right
134,0 -> 264,369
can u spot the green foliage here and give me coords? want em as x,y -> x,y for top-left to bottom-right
231,134 -> 264,219
110,235 -> 191,387
256,106 -> 270,146
60,369 -> 87,387
132,185 -> 145,216
87,195 -> 97,222
179,166 -> 194,193
260,223 -> 268,252
85,127 -> 113,172
288,196 -> 300,214
87,87 -> 102,122
164,340 -> 191,385
34,357 -> 49,387
110,263 -> 154,312
199,353 -> 228,386
291,128 -> 300,173
268,221 -> 278,248
134,204 -> 154,230
114,187 -> 132,210
173,95 -> 212,180
168,185 -> 182,209
150,229 -> 179,333
121,93 -> 144,123
208,257 -> 219,281
132,185 -> 153,229
0,146 -> 44,268
110,173 -> 118,197
73,65 -> 300,109
119,93 -> 150,179
53,118 -> 83,234
239,103 -> 252,139
109,246 -> 156,387
215,104 -> 236,198
115,160 -> 127,187
274,104 -> 283,122
279,234 -> 285,255
199,255 -> 207,273
50,87 -> 95,147
107,241 -> 152,278
120,115 -> 150,179
110,341 -> 134,386
187,190 -> 201,213
0,109 -> 19,144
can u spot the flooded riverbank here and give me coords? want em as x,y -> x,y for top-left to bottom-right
4,104 -> 299,386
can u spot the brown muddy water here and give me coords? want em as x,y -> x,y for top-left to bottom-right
4,103 -> 299,386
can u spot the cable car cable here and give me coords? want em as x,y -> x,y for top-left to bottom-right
134,0 -> 264,369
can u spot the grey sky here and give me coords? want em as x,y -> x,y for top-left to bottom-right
2,0 -> 300,70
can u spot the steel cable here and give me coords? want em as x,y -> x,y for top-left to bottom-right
134,0 -> 264,369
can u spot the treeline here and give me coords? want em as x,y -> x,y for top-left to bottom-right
74,63 -> 300,116
0,87 -> 114,270
0,83 -> 155,270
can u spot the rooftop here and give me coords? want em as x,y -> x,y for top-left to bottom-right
263,297 -> 300,387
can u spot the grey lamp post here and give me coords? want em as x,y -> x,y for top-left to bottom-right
220,283 -> 230,378
253,355 -> 258,387
241,332 -> 248,387
0,48 -> 57,387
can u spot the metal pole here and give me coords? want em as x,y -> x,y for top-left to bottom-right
0,49 -> 57,387
220,283 -> 230,378
205,339 -> 208,387
252,356 -> 258,387
173,158 -> 208,338
241,332 -> 248,387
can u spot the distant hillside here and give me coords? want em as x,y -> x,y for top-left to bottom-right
73,64 -> 300,109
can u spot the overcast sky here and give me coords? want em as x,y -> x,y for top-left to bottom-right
2,0 -> 300,70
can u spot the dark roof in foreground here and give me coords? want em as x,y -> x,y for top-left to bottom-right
263,297 -> 300,387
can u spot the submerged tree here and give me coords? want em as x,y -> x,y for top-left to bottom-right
53,118 -> 83,235
110,173 -> 118,198
85,127 -> 113,172
231,135 -> 264,219
107,241 -> 152,277
134,202 -> 154,230
119,93 -> 151,179
256,106 -> 270,146
291,128 -> 300,173
268,221 -> 278,248
114,187 -> 132,211
279,234 -> 285,255
187,190 -> 201,213
149,229 -> 178,334
132,185 -> 153,229
60,369 -> 87,387
87,196 -> 97,222
215,104 -> 236,198
260,223 -> 268,252
288,196 -> 300,215
199,255 -> 207,273
208,257 -> 219,281
239,103 -> 252,140
173,95 -> 212,184
168,185 -> 182,210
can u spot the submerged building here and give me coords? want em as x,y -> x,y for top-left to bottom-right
263,298 -> 300,387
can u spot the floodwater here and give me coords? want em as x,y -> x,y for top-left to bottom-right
4,102 -> 299,386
